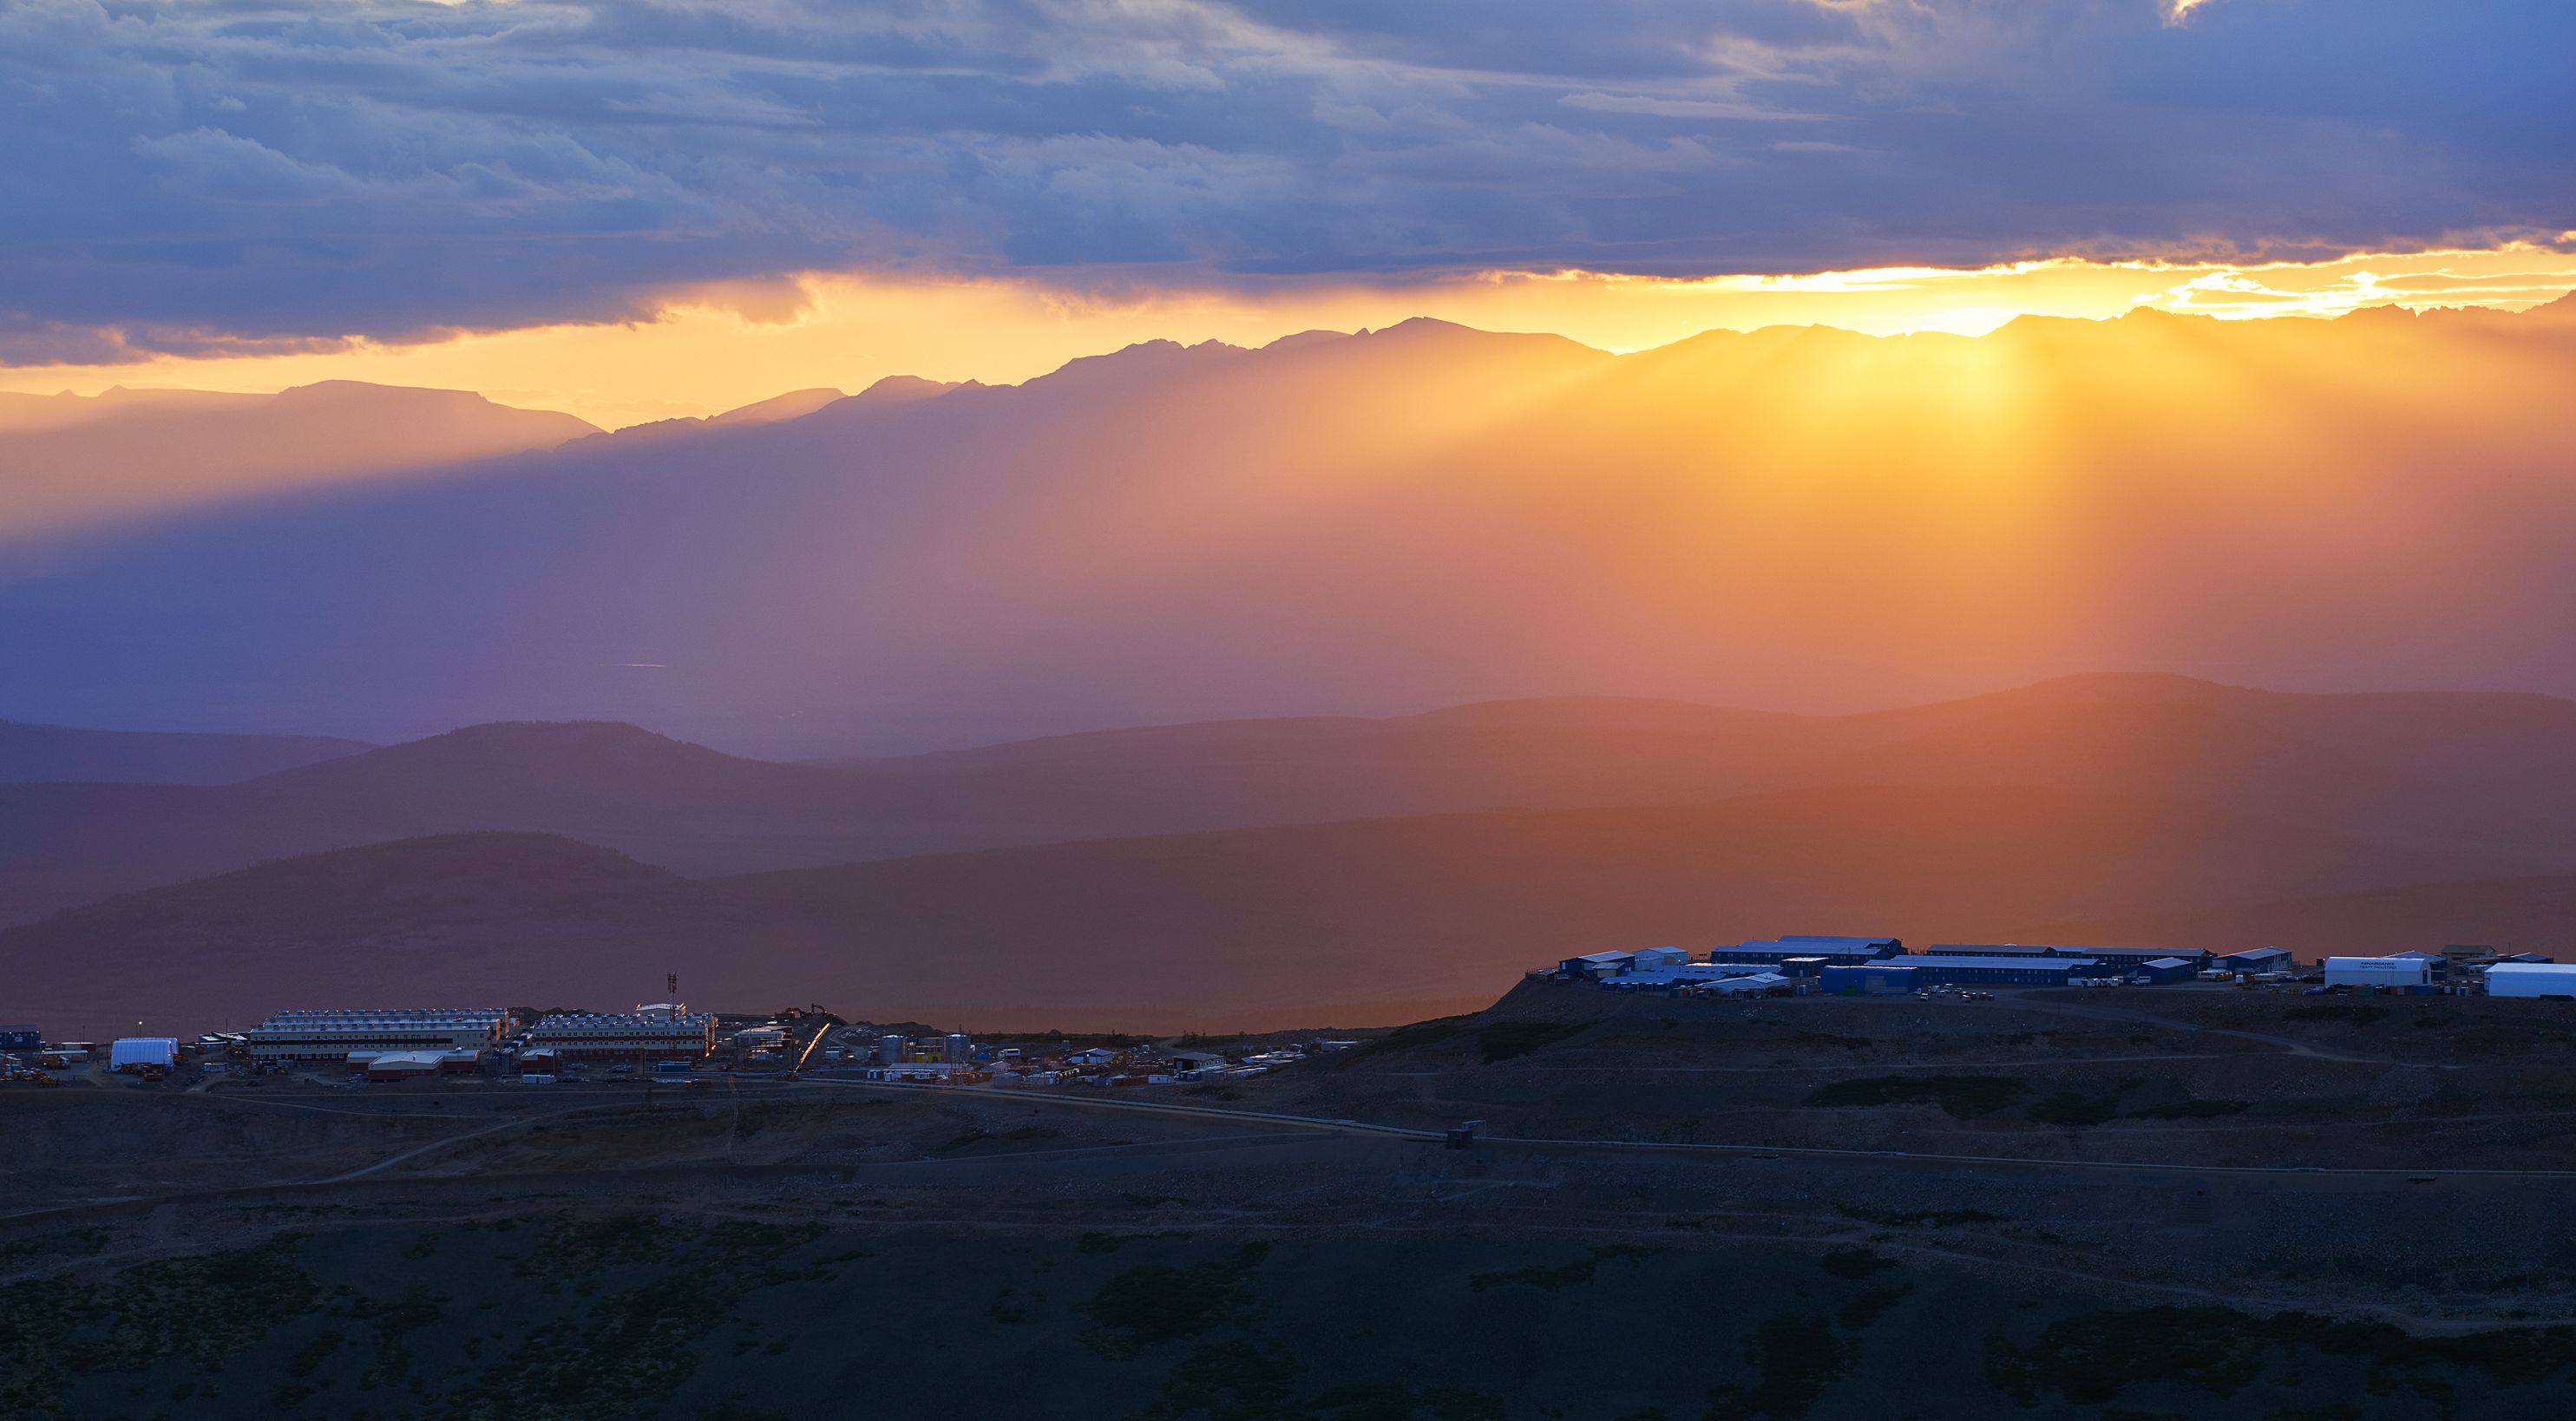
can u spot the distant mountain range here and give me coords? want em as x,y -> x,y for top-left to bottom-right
0,380 -> 596,538
6,672 -> 2576,1034
0,719 -> 369,786
6,302 -> 2576,751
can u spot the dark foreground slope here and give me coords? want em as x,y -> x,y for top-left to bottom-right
14,990 -> 2576,1421
19,1215 -> 2576,1421
0,783 -> 2517,1037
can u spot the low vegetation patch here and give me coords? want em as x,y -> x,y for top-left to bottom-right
2286,1005 -> 2389,1025
1081,1243 -> 1272,1359
1348,1019 -> 1468,1058
1474,1021 -> 1589,1062
933,1124 -> 1060,1153
1706,1312 -> 1852,1420
1792,1029 -> 1875,1051
2131,1098 -> 2249,1120
1836,1204 -> 2006,1228
1819,1248 -> 1891,1280
1837,1283 -> 1911,1333
2029,1089 -> 2127,1129
1805,1075 -> 2026,1118
1468,1245 -> 1657,1293
1987,1306 -> 2576,1408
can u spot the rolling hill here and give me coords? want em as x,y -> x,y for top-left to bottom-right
3,673 -> 2576,930
0,783 -> 2525,1038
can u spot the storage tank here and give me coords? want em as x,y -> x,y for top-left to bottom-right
944,1032 -> 973,1063
877,1033 -> 907,1066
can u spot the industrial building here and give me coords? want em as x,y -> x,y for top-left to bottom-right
2324,956 -> 2431,988
1697,972 -> 1792,996
1932,943 -> 2212,971
1629,946 -> 1689,970
2133,957 -> 2199,985
523,1012 -> 715,1062
1675,962 -> 1786,981
0,1025 -> 37,1053
2485,964 -> 2576,999
1903,955 -> 2102,986
1560,951 -> 1635,979
246,1009 -> 512,1063
1819,963 -> 1918,995
1719,936 -> 1903,966
2217,948 -> 2293,975
359,1050 -> 480,1081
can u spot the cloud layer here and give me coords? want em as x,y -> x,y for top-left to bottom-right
3,0 -> 2571,358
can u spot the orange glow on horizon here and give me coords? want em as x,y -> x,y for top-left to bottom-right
2,246 -> 2572,430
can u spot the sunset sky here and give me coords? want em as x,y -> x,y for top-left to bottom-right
6,0 -> 2573,426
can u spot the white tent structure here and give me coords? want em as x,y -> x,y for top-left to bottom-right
109,1038 -> 178,1071
2487,963 -> 2576,999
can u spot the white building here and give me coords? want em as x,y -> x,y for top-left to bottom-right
2486,963 -> 2576,999
2323,956 -> 2429,988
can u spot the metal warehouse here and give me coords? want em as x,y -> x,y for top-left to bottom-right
2486,964 -> 2576,999
246,1009 -> 511,1062
524,1012 -> 716,1061
1904,955 -> 2102,986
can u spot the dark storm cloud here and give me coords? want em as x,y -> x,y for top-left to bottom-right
2,0 -> 2568,360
